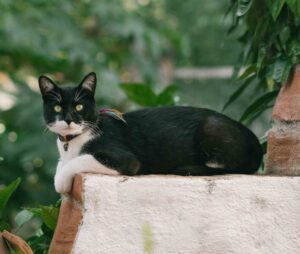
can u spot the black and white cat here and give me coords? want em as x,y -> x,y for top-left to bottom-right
39,72 -> 263,193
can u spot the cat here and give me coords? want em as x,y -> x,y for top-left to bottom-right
39,72 -> 263,194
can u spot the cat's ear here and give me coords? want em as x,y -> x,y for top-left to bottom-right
79,72 -> 97,95
38,76 -> 56,96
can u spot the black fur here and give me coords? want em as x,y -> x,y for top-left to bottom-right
39,73 -> 263,176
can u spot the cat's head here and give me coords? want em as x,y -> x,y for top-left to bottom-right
38,72 -> 97,136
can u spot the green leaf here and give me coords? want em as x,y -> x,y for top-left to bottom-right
268,0 -> 286,21
279,27 -> 291,46
271,57 -> 292,83
257,44 -> 267,71
0,178 -> 21,216
267,78 -> 275,91
228,1 -> 241,34
236,0 -> 253,16
40,206 -> 59,231
41,223 -> 54,239
156,85 -> 177,106
238,64 -> 257,80
289,40 -> 300,61
281,62 -> 293,83
0,219 -> 11,231
286,0 -> 300,17
15,210 -> 34,228
27,232 -> 51,254
120,83 -> 158,107
240,90 -> 279,122
26,206 -> 59,231
286,0 -> 296,9
222,76 -> 255,111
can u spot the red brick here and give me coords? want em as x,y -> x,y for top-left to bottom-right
69,174 -> 84,203
266,130 -> 300,175
272,65 -> 300,121
49,198 -> 83,254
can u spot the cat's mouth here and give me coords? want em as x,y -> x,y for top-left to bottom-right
48,121 -> 84,136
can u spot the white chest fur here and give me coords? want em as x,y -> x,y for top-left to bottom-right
57,131 -> 93,169
54,130 -> 119,193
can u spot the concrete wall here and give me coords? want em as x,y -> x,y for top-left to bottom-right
50,174 -> 300,254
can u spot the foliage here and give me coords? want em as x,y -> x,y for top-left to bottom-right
163,0 -> 239,66
21,202 -> 60,254
0,178 -> 21,231
25,205 -> 59,231
13,204 -> 59,254
0,81 -> 58,210
0,178 -> 59,253
0,0 -> 182,85
120,83 -> 178,107
225,0 -> 300,124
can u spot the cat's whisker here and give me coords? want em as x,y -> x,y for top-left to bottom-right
81,121 -> 102,136
86,122 -> 101,132
85,123 -> 101,135
85,126 -> 97,136
42,127 -> 51,136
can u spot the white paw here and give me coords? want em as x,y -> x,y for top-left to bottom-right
54,171 -> 73,194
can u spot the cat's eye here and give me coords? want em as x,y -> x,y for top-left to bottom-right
54,105 -> 62,113
75,104 -> 83,111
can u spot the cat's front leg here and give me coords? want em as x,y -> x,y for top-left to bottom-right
94,150 -> 141,176
54,154 -> 119,193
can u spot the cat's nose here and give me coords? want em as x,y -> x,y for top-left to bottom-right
65,113 -> 72,125
65,119 -> 72,125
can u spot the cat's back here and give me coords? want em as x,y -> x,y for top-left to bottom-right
123,106 -> 247,135
100,106 -> 257,142
124,106 -> 218,126
121,106 -> 230,151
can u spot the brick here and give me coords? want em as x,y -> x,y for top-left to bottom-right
2,230 -> 33,254
49,198 -> 83,254
69,174 -> 84,203
272,65 -> 300,121
265,130 -> 300,175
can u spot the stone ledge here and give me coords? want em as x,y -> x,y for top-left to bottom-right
50,174 -> 300,254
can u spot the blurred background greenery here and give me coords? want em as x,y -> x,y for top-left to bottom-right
1,0 -> 285,243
